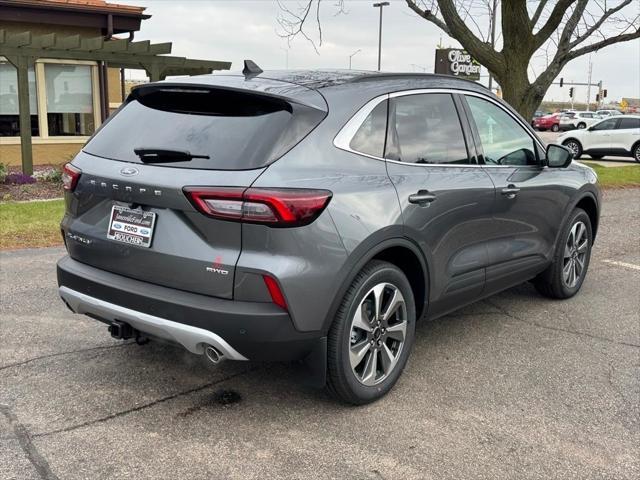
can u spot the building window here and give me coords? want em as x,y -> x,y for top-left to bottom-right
44,63 -> 95,136
0,61 -> 39,137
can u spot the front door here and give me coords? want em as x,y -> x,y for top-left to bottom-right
585,117 -> 619,152
383,92 -> 495,318
461,94 -> 573,296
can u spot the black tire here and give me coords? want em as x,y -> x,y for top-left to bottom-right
577,122 -> 587,129
551,124 -> 560,132
326,260 -> 416,405
633,143 -> 640,163
563,139 -> 583,159
534,208 -> 592,299
590,154 -> 604,160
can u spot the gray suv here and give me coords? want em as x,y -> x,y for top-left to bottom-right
58,69 -> 601,404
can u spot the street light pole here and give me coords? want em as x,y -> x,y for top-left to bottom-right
373,2 -> 389,71
349,49 -> 362,69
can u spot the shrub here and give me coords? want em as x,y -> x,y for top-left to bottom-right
0,163 -> 6,183
4,173 -> 36,185
33,167 -> 63,183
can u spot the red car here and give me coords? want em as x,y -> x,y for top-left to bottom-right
533,113 -> 560,132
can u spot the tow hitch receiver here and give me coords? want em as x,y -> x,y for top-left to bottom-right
108,320 -> 134,340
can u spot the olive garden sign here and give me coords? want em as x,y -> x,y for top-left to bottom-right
434,49 -> 481,81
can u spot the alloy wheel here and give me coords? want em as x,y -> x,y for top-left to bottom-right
563,221 -> 588,288
634,145 -> 640,163
565,141 -> 580,158
348,282 -> 407,386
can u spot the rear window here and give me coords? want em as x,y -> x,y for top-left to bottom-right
84,86 -> 326,170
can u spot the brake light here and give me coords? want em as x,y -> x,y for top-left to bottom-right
184,187 -> 332,227
263,275 -> 288,310
62,163 -> 81,191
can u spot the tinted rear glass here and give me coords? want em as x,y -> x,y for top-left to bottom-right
618,117 -> 640,129
84,86 -> 325,170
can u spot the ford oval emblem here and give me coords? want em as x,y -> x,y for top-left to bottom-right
120,166 -> 139,177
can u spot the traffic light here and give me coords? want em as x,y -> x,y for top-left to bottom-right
569,87 -> 574,98
560,78 -> 564,87
603,89 -> 608,98
596,94 -> 600,102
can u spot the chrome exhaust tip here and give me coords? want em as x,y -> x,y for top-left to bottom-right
205,345 -> 224,364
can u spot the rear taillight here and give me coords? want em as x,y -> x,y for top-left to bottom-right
62,163 -> 81,191
183,187 -> 332,227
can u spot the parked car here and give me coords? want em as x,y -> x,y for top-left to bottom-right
559,115 -> 640,161
58,69 -> 601,404
596,109 -> 622,118
533,112 -> 561,131
531,110 -> 544,125
559,111 -> 603,130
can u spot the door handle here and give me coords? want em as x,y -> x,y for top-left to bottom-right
408,190 -> 436,206
501,184 -> 520,199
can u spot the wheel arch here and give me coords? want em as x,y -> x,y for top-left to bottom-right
575,193 -> 599,241
321,237 -> 430,334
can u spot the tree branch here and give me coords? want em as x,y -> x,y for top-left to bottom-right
569,0 -> 635,48
564,26 -> 640,61
530,0 -> 551,27
533,0 -> 578,46
554,0 -> 588,54
405,1 -> 451,36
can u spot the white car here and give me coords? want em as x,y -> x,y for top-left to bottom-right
559,111 -> 603,131
596,109 -> 622,118
558,115 -> 640,161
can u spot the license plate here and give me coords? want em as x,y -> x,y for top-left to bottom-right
107,205 -> 156,248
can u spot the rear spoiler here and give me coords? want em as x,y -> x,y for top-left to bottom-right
129,82 -> 328,113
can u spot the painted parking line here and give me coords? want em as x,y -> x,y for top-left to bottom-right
602,259 -> 640,271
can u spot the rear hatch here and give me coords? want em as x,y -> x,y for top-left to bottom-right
63,78 -> 327,299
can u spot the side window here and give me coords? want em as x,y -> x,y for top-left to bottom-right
592,118 -> 618,131
386,93 -> 469,164
618,117 -> 640,129
349,100 -> 388,157
466,96 -> 537,166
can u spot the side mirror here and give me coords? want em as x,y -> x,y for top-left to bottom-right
547,144 -> 574,167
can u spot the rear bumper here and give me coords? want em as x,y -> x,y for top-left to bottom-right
57,256 -> 324,362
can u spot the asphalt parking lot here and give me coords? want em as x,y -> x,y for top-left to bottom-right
1,188 -> 639,480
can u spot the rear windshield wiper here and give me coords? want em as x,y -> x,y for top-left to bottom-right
133,148 -> 210,163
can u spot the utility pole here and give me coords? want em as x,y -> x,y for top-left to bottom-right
349,49 -> 362,69
487,0 -> 498,92
373,2 -> 389,71
586,55 -> 593,111
280,47 -> 289,69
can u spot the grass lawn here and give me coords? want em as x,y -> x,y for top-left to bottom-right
0,199 -> 65,250
581,161 -> 640,188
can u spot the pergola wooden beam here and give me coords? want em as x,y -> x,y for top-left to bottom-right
0,30 -> 231,174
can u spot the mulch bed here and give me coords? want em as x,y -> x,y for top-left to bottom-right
1,164 -> 64,202
0,182 -> 63,202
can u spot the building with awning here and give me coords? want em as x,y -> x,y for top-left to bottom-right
0,0 -> 231,174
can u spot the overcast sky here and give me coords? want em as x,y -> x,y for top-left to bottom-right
120,0 -> 640,103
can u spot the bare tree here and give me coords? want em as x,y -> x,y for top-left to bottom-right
277,0 -> 640,118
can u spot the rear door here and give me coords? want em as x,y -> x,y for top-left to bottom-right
461,94 -> 570,295
62,82 -> 326,299
384,91 -> 495,317
610,117 -> 640,153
